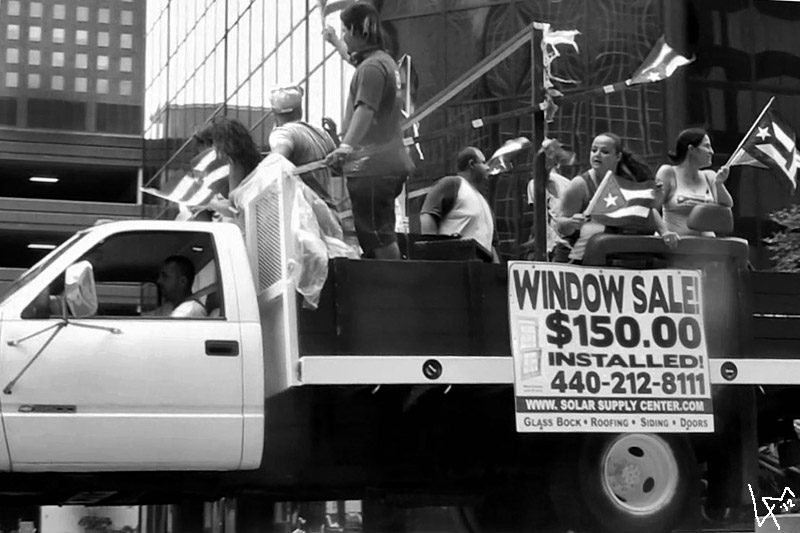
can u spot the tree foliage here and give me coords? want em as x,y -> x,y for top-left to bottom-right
766,204 -> 800,272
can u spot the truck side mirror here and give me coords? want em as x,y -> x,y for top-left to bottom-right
64,260 -> 98,318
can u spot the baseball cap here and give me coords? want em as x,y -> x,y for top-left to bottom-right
270,85 -> 304,114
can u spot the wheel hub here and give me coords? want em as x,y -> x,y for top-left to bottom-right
601,434 -> 679,515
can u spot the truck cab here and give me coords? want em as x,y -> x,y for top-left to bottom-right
0,221 -> 263,472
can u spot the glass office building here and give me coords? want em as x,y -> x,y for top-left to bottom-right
143,0 -> 351,199
142,0 -> 671,256
143,0 -> 800,265
0,0 -> 147,279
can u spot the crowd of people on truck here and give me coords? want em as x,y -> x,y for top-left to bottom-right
181,0 -> 733,265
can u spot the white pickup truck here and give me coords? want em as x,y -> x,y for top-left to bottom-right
0,173 -> 783,533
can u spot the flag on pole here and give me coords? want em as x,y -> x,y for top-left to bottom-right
584,171 -> 657,227
141,147 -> 229,208
629,36 -> 694,85
486,137 -> 532,176
726,102 -> 798,191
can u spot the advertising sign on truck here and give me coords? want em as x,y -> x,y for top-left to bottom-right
509,263 -> 714,433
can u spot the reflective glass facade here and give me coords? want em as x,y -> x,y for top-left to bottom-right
143,0 -> 800,263
143,0 -> 351,192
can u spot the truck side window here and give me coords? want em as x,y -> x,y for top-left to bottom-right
22,231 -> 225,320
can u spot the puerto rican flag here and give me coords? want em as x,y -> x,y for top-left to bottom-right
584,171 -> 657,227
142,147 -> 230,208
727,106 -> 798,191
629,36 -> 694,85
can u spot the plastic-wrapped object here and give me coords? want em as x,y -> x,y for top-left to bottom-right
290,181 -> 330,308
233,153 -> 359,309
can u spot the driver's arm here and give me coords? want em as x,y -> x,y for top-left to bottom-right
170,300 -> 208,318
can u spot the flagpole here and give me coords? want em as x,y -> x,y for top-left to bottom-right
723,96 -> 775,169
316,0 -> 326,27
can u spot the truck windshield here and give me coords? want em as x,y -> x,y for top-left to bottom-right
0,231 -> 88,306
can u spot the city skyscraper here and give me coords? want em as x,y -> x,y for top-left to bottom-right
0,0 -> 148,280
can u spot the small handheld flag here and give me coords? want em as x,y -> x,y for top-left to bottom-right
584,171 -> 657,227
726,97 -> 798,191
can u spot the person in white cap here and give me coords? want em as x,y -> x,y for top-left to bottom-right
269,85 -> 354,243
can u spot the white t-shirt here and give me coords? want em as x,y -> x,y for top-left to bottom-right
144,300 -> 207,318
527,170 -> 572,252
420,175 -> 495,251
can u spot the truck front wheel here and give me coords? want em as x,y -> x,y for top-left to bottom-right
550,433 -> 699,533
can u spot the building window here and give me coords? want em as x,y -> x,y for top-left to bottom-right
53,28 -> 65,44
120,57 -> 132,72
97,55 -> 109,70
7,24 -> 19,40
52,75 -> 64,90
120,80 -> 132,96
97,79 -> 109,94
52,51 -> 64,67
77,6 -> 89,22
5,72 -> 18,88
6,48 -> 19,64
53,4 -> 66,19
28,98 -> 86,130
76,53 -> 88,69
121,34 -> 132,49
7,1 -> 20,16
98,31 -> 109,47
75,77 -> 87,93
29,26 -> 42,42
28,50 -> 41,66
30,2 -> 43,17
121,10 -> 133,25
98,8 -> 110,23
28,74 -> 40,89
76,30 -> 88,45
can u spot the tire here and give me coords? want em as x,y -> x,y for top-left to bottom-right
549,433 -> 699,533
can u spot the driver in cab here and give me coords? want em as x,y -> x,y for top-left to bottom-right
144,255 -> 207,318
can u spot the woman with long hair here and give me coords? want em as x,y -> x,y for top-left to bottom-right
558,132 -> 676,263
191,116 -> 263,221
656,128 -> 733,236
193,116 -> 262,194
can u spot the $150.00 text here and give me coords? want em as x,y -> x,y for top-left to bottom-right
546,311 -> 702,350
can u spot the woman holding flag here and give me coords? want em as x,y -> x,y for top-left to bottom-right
656,128 -> 733,237
558,132 -> 676,264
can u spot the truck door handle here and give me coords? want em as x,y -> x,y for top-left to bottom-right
205,340 -> 239,357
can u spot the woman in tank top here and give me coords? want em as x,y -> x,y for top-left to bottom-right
557,132 -> 676,263
656,128 -> 733,236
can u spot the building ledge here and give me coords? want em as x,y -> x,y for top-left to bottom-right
0,127 -> 142,167
0,197 -> 154,234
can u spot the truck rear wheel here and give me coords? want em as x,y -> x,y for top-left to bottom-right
550,433 -> 698,533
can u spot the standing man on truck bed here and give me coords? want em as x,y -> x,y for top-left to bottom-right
268,85 -> 356,247
420,147 -> 498,262
325,1 -> 414,259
